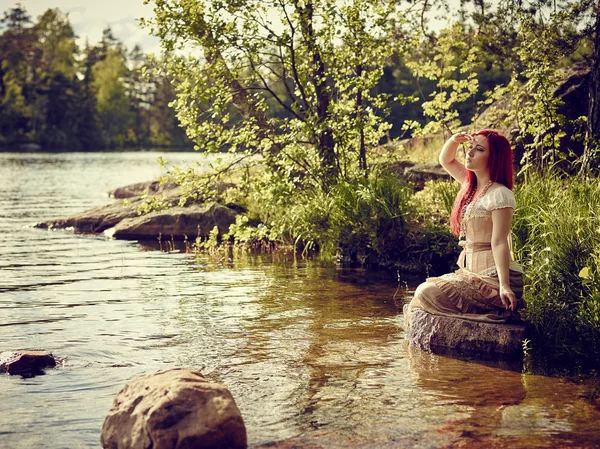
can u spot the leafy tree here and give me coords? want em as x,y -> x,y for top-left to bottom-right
34,8 -> 81,148
457,0 -> 598,174
0,3 -> 36,143
92,49 -> 134,148
143,0 -> 413,192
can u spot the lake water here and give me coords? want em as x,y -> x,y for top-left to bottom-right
1,151 -> 599,449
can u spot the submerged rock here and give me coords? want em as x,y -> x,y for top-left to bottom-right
403,304 -> 527,358
109,202 -> 237,240
101,368 -> 246,449
0,350 -> 57,377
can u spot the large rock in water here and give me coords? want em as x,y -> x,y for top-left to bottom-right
0,350 -> 57,377
110,202 -> 237,239
101,368 -> 246,449
37,180 -> 239,238
403,304 -> 527,358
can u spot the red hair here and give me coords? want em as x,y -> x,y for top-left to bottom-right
449,129 -> 514,236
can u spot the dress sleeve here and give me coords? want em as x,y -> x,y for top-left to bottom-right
482,186 -> 516,211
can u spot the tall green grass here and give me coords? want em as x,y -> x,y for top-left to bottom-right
513,175 -> 600,372
280,174 -> 415,262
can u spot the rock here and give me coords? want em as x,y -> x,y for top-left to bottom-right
382,160 -> 450,191
403,304 -> 527,358
109,180 -> 237,200
36,199 -> 142,233
0,351 -> 56,376
109,180 -> 179,199
19,143 -> 42,151
404,163 -> 450,190
101,368 -> 246,449
111,202 -> 237,240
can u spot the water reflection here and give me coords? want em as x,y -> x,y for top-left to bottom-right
406,344 -> 600,448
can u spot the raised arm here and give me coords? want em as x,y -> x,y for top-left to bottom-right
439,132 -> 470,184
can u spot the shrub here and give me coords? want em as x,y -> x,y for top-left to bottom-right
224,171 -> 459,275
513,175 -> 600,372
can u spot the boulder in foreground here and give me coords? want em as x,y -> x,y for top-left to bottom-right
403,304 -> 527,358
101,368 -> 246,449
0,350 -> 57,377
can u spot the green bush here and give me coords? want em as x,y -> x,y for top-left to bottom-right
513,175 -> 600,372
225,171 -> 459,274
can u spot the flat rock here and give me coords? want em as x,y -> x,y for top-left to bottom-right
0,350 -> 57,376
101,368 -> 246,449
109,180 -> 179,199
403,304 -> 527,358
36,199 -> 141,233
110,202 -> 237,239
404,163 -> 450,190
382,160 -> 449,190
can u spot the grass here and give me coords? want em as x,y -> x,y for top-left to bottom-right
513,174 -> 600,372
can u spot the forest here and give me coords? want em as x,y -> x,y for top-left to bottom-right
0,2 -> 514,151
0,5 -> 189,150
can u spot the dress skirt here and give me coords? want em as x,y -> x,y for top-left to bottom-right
409,267 -> 525,323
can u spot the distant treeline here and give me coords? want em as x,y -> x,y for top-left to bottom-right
0,5 -> 190,150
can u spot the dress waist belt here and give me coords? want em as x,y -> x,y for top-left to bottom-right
458,241 -> 492,252
457,241 -> 492,269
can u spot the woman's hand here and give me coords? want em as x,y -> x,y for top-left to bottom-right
451,131 -> 473,144
499,285 -> 517,312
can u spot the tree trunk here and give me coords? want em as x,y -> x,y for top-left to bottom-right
297,0 -> 338,186
356,64 -> 367,176
583,1 -> 600,174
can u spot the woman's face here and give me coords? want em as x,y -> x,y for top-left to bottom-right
465,134 -> 490,172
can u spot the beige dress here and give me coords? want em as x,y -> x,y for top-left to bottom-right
409,183 -> 525,323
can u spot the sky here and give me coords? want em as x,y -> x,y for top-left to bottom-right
1,0 -> 162,53
1,0 -> 466,56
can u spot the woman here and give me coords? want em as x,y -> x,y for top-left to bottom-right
408,129 -> 525,323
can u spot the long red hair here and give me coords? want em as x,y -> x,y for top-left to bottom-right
449,129 -> 514,236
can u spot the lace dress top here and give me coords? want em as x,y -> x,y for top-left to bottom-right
461,183 -> 516,273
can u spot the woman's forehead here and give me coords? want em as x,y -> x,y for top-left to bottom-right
473,134 -> 489,149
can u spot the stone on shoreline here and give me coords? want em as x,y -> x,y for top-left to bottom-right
36,200 -> 141,233
403,304 -> 527,358
109,180 -> 179,199
109,202 -> 237,240
101,368 -> 246,449
37,180 -> 240,239
0,350 -> 57,377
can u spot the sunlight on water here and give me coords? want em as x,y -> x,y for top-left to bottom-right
0,152 -> 599,449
